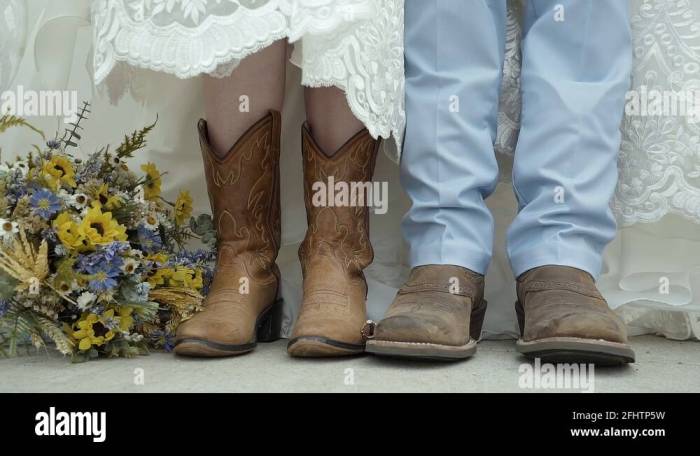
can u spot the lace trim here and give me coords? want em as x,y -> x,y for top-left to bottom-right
92,0 -> 404,151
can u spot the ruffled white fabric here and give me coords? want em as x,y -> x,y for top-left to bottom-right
91,0 -> 405,151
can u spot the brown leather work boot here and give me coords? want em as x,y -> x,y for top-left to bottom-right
515,265 -> 635,365
174,111 -> 283,357
287,123 -> 380,357
365,265 -> 487,360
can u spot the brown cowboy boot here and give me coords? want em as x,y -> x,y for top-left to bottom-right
174,111 -> 283,357
515,265 -> 635,365
287,123 -> 380,357
365,265 -> 487,360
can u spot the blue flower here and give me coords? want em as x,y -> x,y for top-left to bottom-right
170,248 -> 216,267
134,282 -> 151,301
77,243 -> 128,275
150,330 -> 175,352
46,139 -> 61,150
30,188 -> 61,219
86,261 -> 122,293
137,225 -> 163,254
76,245 -> 125,293
0,299 -> 9,318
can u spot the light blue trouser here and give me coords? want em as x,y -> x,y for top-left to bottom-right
402,0 -> 632,278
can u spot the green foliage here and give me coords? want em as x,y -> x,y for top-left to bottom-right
190,213 -> 216,246
0,304 -> 72,357
115,116 -> 158,159
0,114 -> 45,139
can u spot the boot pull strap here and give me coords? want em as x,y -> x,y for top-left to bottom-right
522,280 -> 605,301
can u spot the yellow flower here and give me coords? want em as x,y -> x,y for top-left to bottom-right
156,266 -> 204,290
103,307 -> 134,333
79,204 -> 128,248
53,212 -> 88,251
141,162 -> 161,200
72,313 -> 115,351
170,266 -> 195,288
42,156 -> 76,190
148,267 -> 174,288
146,253 -> 169,265
192,269 -> 203,290
174,190 -> 193,225
91,183 -> 123,210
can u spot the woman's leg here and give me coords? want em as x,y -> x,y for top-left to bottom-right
203,39 -> 287,156
304,86 -> 364,154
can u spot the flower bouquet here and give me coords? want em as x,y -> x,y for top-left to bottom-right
0,104 -> 216,361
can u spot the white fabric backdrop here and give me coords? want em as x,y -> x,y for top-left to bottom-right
1,0 -> 699,341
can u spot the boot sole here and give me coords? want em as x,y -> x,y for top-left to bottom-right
287,336 -> 364,358
173,298 -> 283,358
516,337 -> 636,366
365,338 -> 477,361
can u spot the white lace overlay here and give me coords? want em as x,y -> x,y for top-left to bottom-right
497,0 -> 700,226
613,0 -> 700,225
91,0 -> 405,149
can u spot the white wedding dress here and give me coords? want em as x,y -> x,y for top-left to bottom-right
1,0 -> 699,341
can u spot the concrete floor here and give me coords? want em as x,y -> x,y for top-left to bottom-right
1,336 -> 698,393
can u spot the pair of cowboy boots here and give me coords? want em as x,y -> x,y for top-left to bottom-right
366,265 -> 635,365
174,111 -> 380,358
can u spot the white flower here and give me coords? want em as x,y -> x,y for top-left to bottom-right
122,332 -> 144,342
133,185 -> 145,204
129,248 -> 144,259
121,258 -> 140,274
0,218 -> 19,244
0,163 -> 10,174
76,291 -> 97,311
69,193 -> 89,209
142,213 -> 159,231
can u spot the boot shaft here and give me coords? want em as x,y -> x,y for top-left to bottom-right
298,123 -> 380,274
198,111 -> 282,263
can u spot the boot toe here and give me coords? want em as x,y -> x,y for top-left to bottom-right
375,314 -> 465,346
527,310 -> 627,343
173,310 -> 253,350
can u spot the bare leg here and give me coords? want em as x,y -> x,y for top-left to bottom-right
304,86 -> 365,155
203,39 -> 287,157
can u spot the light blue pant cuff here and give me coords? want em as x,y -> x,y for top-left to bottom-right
509,246 -> 603,280
409,240 -> 491,275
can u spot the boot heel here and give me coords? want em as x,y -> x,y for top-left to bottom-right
469,299 -> 488,341
515,300 -> 525,336
257,298 -> 283,343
